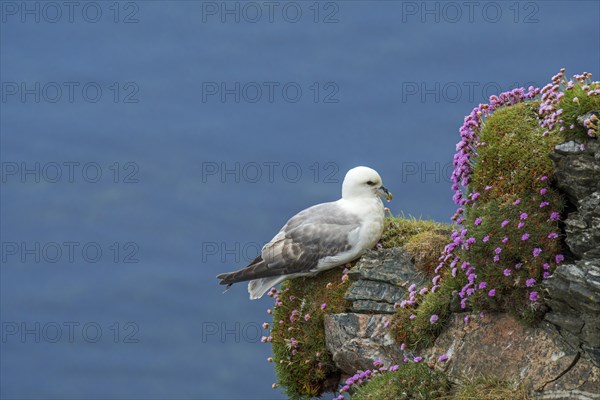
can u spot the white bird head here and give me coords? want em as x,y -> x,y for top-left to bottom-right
341,166 -> 392,202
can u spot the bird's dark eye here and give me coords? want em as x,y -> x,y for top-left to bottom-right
366,180 -> 375,186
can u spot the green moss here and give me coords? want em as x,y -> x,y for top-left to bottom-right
270,268 -> 350,399
462,102 -> 564,322
352,363 -> 450,400
472,101 -> 561,201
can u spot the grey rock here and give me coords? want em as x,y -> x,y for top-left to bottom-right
344,248 -> 425,314
430,313 -> 600,396
347,248 -> 425,286
324,313 -> 407,375
554,140 -> 585,155
565,192 -> 600,258
544,313 -> 584,334
550,140 -> 600,203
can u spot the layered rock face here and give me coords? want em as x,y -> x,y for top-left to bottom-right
545,140 -> 600,368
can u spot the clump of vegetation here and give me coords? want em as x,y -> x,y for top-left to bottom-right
268,267 -> 350,399
382,216 -> 451,276
351,363 -> 450,400
444,375 -> 531,400
392,273 -> 462,348
391,70 -> 599,358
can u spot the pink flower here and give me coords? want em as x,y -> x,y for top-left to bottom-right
438,354 -> 448,362
526,278 -> 536,287
529,291 -> 539,301
533,248 -> 542,257
409,314 -> 416,320
320,303 -> 327,310
520,212 -> 528,220
414,357 -> 423,363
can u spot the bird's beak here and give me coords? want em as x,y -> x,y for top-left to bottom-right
379,185 -> 393,202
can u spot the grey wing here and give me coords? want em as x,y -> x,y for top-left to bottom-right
260,202 -> 361,276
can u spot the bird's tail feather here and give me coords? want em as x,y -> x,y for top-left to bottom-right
248,276 -> 287,300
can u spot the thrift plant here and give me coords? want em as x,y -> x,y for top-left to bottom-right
267,267 -> 350,399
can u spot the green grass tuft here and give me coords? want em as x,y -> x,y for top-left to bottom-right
352,363 -> 450,400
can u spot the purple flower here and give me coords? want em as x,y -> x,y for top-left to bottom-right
478,281 -> 487,289
463,315 -> 470,324
400,343 -> 406,350
518,222 -> 525,229
533,248 -> 542,257
409,314 -> 416,320
488,289 -> 496,297
413,357 -> 423,363
548,232 -> 558,239
389,364 -> 399,371
550,211 -> 560,221
521,233 -> 530,241
494,247 -> 502,254
474,218 -> 482,226
513,199 -> 521,205
438,354 -> 449,362
493,255 -> 500,263
540,175 -> 548,181
471,192 -> 480,200
483,235 -> 490,242
515,262 -> 523,270
320,303 -> 327,310
503,269 -> 512,276
485,185 -> 492,190
520,212 -> 528,220
373,359 -> 384,368
408,284 -> 416,292
543,263 -> 550,270
502,237 -> 509,244
543,271 -> 551,279
526,278 -> 536,287
430,314 -> 439,324
540,188 -> 547,195
540,201 -> 550,208
501,220 -> 509,227
529,291 -> 539,301
555,254 -> 565,264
